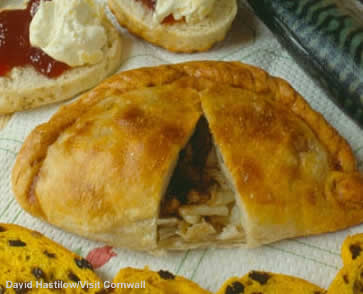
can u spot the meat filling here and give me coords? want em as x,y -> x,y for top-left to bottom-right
158,119 -> 245,247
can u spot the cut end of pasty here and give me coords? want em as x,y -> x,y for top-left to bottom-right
157,117 -> 246,249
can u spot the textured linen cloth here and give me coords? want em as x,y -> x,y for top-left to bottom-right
0,0 -> 362,291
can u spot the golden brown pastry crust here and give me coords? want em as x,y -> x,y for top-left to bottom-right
14,82 -> 202,250
200,84 -> 362,246
12,61 -> 362,251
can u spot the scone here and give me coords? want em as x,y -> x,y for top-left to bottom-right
11,61 -> 363,253
217,271 -> 326,294
112,267 -> 211,293
108,0 -> 237,52
0,223 -> 105,293
341,234 -> 363,265
0,0 -> 122,113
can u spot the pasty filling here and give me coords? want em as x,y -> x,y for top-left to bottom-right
158,118 -> 245,247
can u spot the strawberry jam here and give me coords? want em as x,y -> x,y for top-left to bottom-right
0,0 -> 70,78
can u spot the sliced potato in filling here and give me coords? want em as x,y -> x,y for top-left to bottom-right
158,118 -> 245,248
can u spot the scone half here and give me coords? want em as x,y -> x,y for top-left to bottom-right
12,61 -> 363,253
108,0 -> 237,52
0,2 -> 122,113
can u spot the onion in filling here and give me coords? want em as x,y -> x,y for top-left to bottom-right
158,119 -> 245,248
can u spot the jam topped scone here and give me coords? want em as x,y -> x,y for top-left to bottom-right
108,0 -> 237,52
0,0 -> 122,113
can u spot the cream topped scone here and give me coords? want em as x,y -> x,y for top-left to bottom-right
0,0 -> 122,113
108,0 -> 237,52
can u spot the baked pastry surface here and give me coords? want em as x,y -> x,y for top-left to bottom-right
0,223 -> 104,293
12,61 -> 363,252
